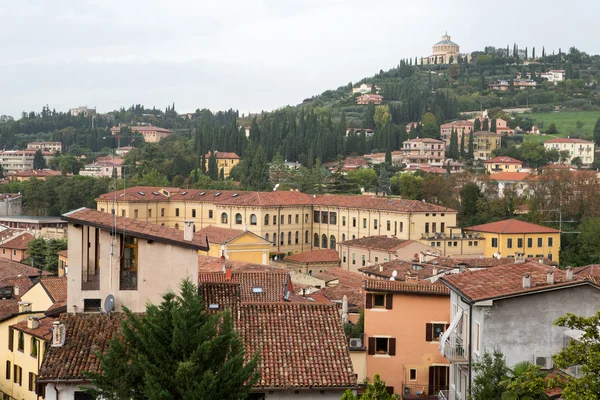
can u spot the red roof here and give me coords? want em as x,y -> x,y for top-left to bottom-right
363,278 -> 450,295
62,208 -> 209,251
485,156 -> 522,164
206,151 -> 240,160
340,235 -> 417,251
404,138 -> 445,144
198,271 -> 289,303
9,170 -> 63,178
286,249 -> 340,264
11,317 -> 57,341
473,131 -> 501,136
441,262 -> 592,302
195,225 -> 244,244
40,277 -> 68,303
488,172 -> 530,182
465,219 -> 559,234
359,259 -> 450,280
0,232 -> 34,250
544,138 -> 593,144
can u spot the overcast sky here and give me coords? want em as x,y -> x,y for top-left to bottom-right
1,0 -> 598,117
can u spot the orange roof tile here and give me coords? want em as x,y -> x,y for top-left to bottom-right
40,277 -> 67,303
62,208 -> 209,251
488,172 -> 531,182
441,262 -> 591,302
11,317 -> 57,341
0,232 -> 34,250
286,249 -> 340,264
363,278 -> 450,295
485,156 -> 522,164
545,138 -> 593,144
465,219 -> 559,234
198,271 -> 289,303
340,235 -> 418,251
195,225 -> 244,244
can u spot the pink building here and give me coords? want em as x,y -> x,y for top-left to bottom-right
440,120 -> 474,145
356,94 -> 383,105
110,125 -> 172,143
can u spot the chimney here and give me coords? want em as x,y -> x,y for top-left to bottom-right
547,270 -> 555,285
418,253 -> 424,263
27,317 -> 39,330
379,265 -> 383,272
225,268 -> 232,281
522,274 -> 531,289
51,321 -> 65,347
566,267 -> 574,281
14,286 -> 19,296
433,268 -> 438,275
183,220 -> 194,241
18,302 -> 31,313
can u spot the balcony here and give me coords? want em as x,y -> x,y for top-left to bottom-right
438,389 -> 464,400
403,384 -> 449,399
442,332 -> 468,363
81,273 -> 99,291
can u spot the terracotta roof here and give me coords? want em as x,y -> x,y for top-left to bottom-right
45,300 -> 66,317
485,156 -> 522,164
340,235 -> 418,251
40,277 -> 67,303
312,195 -> 456,213
363,278 -> 450,295
574,264 -> 600,279
359,259 -> 449,280
197,255 -> 287,273
198,271 -> 289,302
9,170 -> 63,178
206,151 -> 240,160
218,191 -> 315,207
56,250 -> 68,258
62,208 -> 209,251
238,302 -> 356,389
11,317 -> 56,341
465,219 -> 559,234
0,259 -> 50,282
0,299 -> 19,321
38,313 -> 126,382
286,249 -> 340,264
196,225 -> 244,244
544,138 -> 593,144
441,262 -> 590,302
198,282 -> 241,312
0,232 -> 34,250
5,277 -> 34,300
488,172 -> 531,182
427,256 -> 519,269
311,268 -> 365,309
405,138 -> 445,144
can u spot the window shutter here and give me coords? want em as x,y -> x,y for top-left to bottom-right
368,337 -> 376,355
425,323 -> 433,342
365,294 -> 373,309
445,323 -> 450,330
428,366 -> 435,395
388,338 -> 396,356
385,294 -> 393,309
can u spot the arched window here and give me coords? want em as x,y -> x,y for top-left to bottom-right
235,213 -> 242,225
352,235 -> 356,240
174,223 -> 179,230
264,214 -> 270,225
280,232 -> 284,245
314,233 -> 319,247
342,234 -> 346,242
265,233 -> 269,242
221,213 -> 228,224
321,234 -> 327,249
305,230 -> 309,243
250,214 -> 257,225
295,231 -> 299,244
330,235 -> 336,249
288,232 -> 292,245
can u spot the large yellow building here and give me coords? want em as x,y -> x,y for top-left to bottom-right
196,225 -> 272,264
464,219 -> 560,263
474,131 -> 502,160
206,151 -> 240,179
95,187 -> 458,257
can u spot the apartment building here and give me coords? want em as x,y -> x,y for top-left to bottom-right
440,121 -> 474,146
0,151 -> 53,174
95,187 -> 458,257
484,156 -> 523,174
26,142 -> 62,153
205,151 -> 240,179
473,131 -> 501,160
110,125 -> 172,143
402,138 -> 446,164
356,94 -> 383,105
464,219 -> 561,263
69,106 -> 96,117
361,279 -> 450,397
79,156 -> 125,178
543,137 -> 595,165
352,83 -> 381,94
438,263 -> 600,400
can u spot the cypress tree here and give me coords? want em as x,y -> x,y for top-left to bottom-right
474,119 -> 481,132
482,118 -> 489,131
593,117 -> 600,146
208,152 -> 218,180
468,132 -> 474,158
459,130 -> 465,157
449,128 -> 459,159
490,118 -> 497,133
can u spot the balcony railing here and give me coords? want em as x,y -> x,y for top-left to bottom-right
438,390 -> 449,400
442,332 -> 468,363
402,384 -> 448,398
81,273 -> 100,291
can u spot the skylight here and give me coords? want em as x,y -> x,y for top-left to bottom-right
232,193 -> 239,197
200,192 -> 206,196
252,287 -> 264,294
215,192 -> 221,197
152,191 -> 159,195
208,304 -> 219,309
181,191 -> 188,195
138,191 -> 145,196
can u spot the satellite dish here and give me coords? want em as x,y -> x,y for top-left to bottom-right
493,252 -> 501,259
392,270 -> 398,277
104,294 -> 114,313
389,276 -> 395,281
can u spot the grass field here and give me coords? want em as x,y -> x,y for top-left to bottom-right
522,110 -> 600,143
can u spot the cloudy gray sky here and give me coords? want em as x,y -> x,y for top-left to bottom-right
1,0 -> 598,117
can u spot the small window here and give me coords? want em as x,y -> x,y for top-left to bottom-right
507,238 -> 513,249
374,256 -> 379,264
121,210 -> 126,217
295,231 -> 299,244
353,217 -> 357,228
30,337 -> 38,358
305,230 -> 309,244
295,214 -> 299,224
221,213 -> 228,224
491,238 -> 498,248
343,216 -> 346,226
387,220 -> 391,231
330,212 -> 337,225
8,328 -> 13,351
538,238 -> 543,247
363,218 -> 367,228
250,214 -> 257,225
208,210 -> 213,218
321,212 -> 328,224
273,215 -> 277,225
373,294 -> 385,307
548,237 -> 553,247
280,215 -> 284,225
352,253 -> 356,265
374,219 -> 378,229
84,298 -> 101,312
409,369 -> 417,381
192,209 -> 196,218
474,241 -> 478,246
148,209 -> 152,218
475,321 -> 481,353
17,332 -> 24,352
28,372 -> 36,392
314,233 -> 320,248
161,208 -> 165,217
375,337 -> 389,354
6,361 -> 10,380
134,209 -> 139,218
527,238 -> 533,248
517,238 -> 523,248
264,214 -> 269,225
235,214 -> 242,225
426,323 -> 447,342
343,252 -> 347,263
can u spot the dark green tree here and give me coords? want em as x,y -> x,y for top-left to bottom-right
471,349 -> 509,400
468,132 -> 474,158
490,118 -> 497,133
474,119 -> 481,131
219,167 -> 225,181
208,152 -> 218,180
449,128 -> 459,159
482,118 -> 489,131
33,150 -> 47,170
24,237 -> 48,270
340,374 -> 399,400
459,130 -> 465,157
547,123 -> 558,134
86,279 -> 260,400
459,183 -> 483,226
377,168 -> 391,196
385,149 -> 392,165
593,118 -> 600,146
240,141 -> 270,191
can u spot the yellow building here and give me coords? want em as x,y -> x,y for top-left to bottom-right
57,250 -> 68,277
95,187 -> 458,257
0,277 -> 66,400
206,151 -> 240,179
474,131 -> 502,161
196,225 -> 271,265
484,156 -> 523,174
419,226 -> 485,257
464,219 -> 560,263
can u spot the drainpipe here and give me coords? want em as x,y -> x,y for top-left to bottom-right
468,303 -> 473,399
54,383 -> 59,400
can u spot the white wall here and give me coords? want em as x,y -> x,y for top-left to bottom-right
44,383 -> 79,400
264,390 -> 351,399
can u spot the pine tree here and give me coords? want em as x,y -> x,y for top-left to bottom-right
474,119 -> 481,132
385,149 -> 392,164
208,152 -> 218,180
468,132 -> 474,158
219,168 -> 224,181
87,279 -> 260,400
532,47 -> 536,59
376,168 -> 391,196
593,117 -> 600,146
33,149 -> 46,170
241,141 -> 270,191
